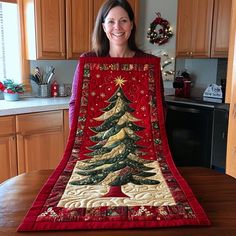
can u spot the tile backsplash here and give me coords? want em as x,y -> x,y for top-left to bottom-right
28,60 -> 77,97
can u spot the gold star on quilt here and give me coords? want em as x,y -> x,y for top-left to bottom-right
114,76 -> 127,87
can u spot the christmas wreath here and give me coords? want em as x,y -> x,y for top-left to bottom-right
147,12 -> 173,45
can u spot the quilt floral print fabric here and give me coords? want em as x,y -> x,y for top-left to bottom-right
18,57 -> 210,231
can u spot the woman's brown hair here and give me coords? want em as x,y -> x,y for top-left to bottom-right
92,0 -> 139,56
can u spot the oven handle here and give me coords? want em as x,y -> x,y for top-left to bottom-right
167,105 -> 201,114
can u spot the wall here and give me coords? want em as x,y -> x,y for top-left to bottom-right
175,59 -> 218,97
137,0 -> 177,94
29,60 -> 77,96
175,58 -> 228,97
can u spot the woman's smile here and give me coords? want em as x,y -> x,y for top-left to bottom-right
103,6 -> 133,48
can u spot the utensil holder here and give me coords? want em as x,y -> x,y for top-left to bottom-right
38,84 -> 49,98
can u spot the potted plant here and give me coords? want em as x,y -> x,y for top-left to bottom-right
0,79 -> 25,101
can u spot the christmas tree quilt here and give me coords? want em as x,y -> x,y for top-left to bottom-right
18,57 -> 210,231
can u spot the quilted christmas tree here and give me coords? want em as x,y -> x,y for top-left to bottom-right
70,77 -> 160,197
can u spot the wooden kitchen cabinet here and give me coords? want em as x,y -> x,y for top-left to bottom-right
24,0 -> 89,59
23,0 -> 139,60
176,0 -> 231,58
0,116 -> 17,183
24,0 -> 66,59
211,0 -> 232,58
16,111 -> 64,174
176,0 -> 214,58
66,0 -> 93,59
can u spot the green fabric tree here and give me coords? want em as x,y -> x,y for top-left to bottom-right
70,78 -> 160,197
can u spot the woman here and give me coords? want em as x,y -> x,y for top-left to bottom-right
69,0 -> 161,127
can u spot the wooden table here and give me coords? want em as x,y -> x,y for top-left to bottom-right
0,167 -> 236,236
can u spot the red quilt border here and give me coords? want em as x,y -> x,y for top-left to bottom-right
17,57 -> 210,231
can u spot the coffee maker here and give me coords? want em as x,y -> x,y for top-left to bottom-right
173,71 -> 191,98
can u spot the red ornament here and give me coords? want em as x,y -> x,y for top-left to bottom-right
51,81 -> 58,97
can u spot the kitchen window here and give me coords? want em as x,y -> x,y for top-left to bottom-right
0,1 -> 21,82
0,0 -> 29,90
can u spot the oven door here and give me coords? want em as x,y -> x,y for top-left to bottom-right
165,103 -> 214,167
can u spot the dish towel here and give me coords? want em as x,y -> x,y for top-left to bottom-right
18,57 -> 210,231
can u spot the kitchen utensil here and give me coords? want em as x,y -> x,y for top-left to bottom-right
30,74 -> 40,85
34,67 -> 42,84
47,68 -> 55,84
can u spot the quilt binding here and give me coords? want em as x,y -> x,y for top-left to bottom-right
17,57 -> 210,231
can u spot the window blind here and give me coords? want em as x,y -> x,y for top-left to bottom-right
0,2 -> 6,78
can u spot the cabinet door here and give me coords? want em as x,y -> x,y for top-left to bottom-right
93,0 -> 106,23
24,0 -> 66,59
211,0 -> 232,58
191,0 -> 213,58
0,116 -> 17,183
66,0 -> 93,59
176,0 -> 213,58
176,0 -> 194,57
16,111 -> 64,174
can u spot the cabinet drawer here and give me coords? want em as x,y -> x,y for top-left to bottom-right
0,116 -> 16,135
16,111 -> 63,133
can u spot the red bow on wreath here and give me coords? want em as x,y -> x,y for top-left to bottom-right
147,12 -> 173,45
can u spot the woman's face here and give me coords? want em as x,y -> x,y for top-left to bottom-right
102,6 -> 133,48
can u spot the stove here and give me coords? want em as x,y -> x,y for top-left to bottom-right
165,95 -> 229,171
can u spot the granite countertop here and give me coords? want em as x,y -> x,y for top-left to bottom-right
0,97 -> 70,116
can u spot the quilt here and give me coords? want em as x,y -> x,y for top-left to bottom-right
18,57 -> 210,231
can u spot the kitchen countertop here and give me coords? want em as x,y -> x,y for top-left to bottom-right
0,95 -> 229,117
165,95 -> 229,109
0,97 -> 70,116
